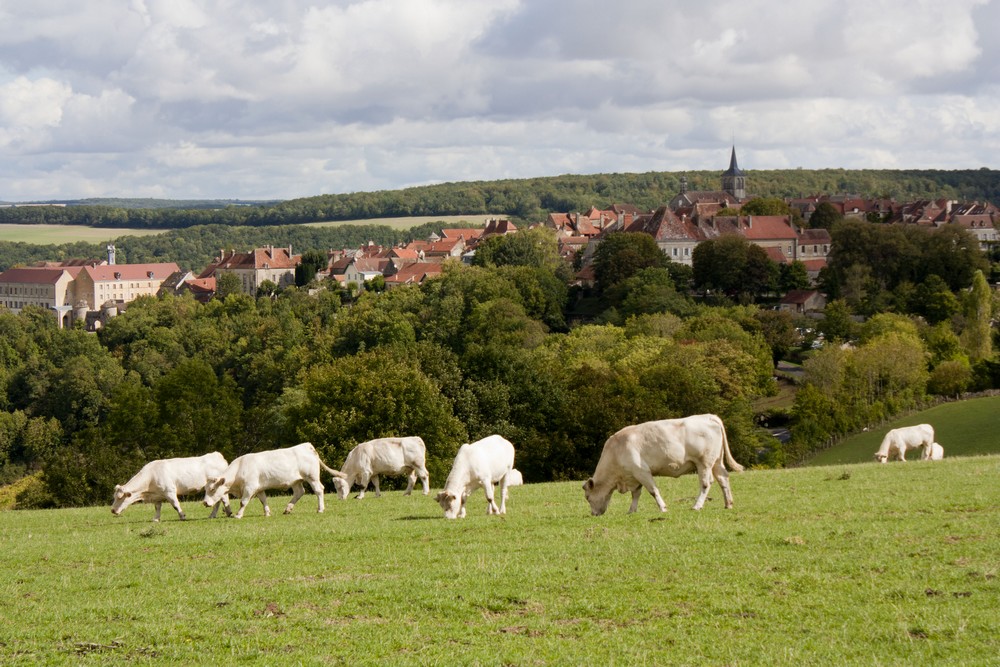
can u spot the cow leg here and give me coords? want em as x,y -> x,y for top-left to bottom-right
403,469 -> 416,496
153,502 -> 163,523
234,494 -> 251,519
308,479 -> 325,513
165,490 -> 186,520
257,491 -> 271,517
633,469 -> 667,512
482,478 -> 501,514
692,464 -> 713,510
285,482 -> 305,514
498,478 -> 509,514
208,500 -> 221,519
220,495 -> 232,517
628,486 -> 643,513
356,473 -> 370,500
372,475 -> 382,498
419,468 -> 430,495
713,461 -> 735,509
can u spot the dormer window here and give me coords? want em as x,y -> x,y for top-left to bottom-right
147,271 -> 154,278
114,272 -> 121,280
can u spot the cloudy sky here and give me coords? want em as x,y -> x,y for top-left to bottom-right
1,0 -> 998,202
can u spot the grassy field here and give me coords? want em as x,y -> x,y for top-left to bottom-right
804,395 -> 1000,467
1,457 -> 997,665
0,224 -> 165,244
0,215 -> 491,245
303,214 -> 499,230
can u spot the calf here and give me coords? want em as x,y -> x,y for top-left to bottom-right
583,414 -> 743,516
111,452 -> 230,521
333,436 -> 430,499
202,443 -> 345,519
436,435 -> 515,519
924,442 -> 944,461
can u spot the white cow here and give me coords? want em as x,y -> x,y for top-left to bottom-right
435,435 -> 515,519
582,414 -> 743,516
924,442 -> 945,461
202,442 -> 346,519
333,436 -> 430,499
111,452 -> 230,522
507,469 -> 524,486
874,424 -> 935,463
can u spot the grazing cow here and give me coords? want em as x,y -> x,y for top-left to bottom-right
582,414 -> 743,516
333,436 -> 430,500
874,424 -> 934,463
436,435 -> 515,519
507,469 -> 523,486
111,452 -> 230,522
202,443 -> 345,519
925,442 -> 944,461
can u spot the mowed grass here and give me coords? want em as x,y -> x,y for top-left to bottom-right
1,457 -> 998,665
804,395 -> 1000,467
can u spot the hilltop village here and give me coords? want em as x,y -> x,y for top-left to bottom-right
1,148 -> 996,331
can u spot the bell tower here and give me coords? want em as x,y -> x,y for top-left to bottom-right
721,146 -> 746,201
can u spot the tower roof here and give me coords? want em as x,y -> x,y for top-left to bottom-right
722,146 -> 745,177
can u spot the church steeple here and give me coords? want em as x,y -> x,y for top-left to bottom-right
721,146 -> 746,201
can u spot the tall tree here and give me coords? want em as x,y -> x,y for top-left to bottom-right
591,232 -> 667,292
961,269 -> 993,362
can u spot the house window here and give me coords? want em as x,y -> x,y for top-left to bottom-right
672,248 -> 678,257
684,247 -> 690,256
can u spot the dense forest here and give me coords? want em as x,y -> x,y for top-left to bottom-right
1,220 -> 997,509
2,168 -> 998,229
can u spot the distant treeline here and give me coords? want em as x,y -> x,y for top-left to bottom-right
2,169 -> 998,230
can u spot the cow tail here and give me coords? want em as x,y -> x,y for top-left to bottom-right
319,459 -> 347,479
719,418 -> 745,472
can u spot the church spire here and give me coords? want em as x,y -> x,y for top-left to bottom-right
721,146 -> 746,201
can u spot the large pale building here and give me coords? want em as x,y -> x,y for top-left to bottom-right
0,261 -> 179,328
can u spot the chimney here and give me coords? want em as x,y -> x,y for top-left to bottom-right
746,215 -> 752,229
106,243 -> 116,265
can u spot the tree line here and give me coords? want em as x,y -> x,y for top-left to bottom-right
2,168 -> 998,229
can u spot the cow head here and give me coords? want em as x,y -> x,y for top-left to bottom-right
873,453 -> 888,463
435,491 -> 464,519
332,475 -> 351,500
202,477 -> 228,507
110,484 -> 133,516
582,478 -> 611,516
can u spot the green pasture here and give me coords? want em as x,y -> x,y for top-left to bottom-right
0,224 -> 165,244
1,457 -> 997,665
804,395 -> 1000,467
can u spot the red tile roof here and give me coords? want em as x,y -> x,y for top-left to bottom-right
83,263 -> 181,282
0,266 -> 82,284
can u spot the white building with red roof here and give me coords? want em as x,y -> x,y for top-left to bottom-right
201,245 -> 300,295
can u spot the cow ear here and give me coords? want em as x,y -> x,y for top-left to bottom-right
123,491 -> 132,498
583,479 -> 594,491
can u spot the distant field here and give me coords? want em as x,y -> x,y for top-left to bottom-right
803,395 -> 1000,466
304,214 -> 498,230
0,224 -> 165,244
0,215 -> 496,245
1,457 -> 997,664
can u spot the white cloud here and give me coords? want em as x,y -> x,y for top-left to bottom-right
0,0 -> 997,200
